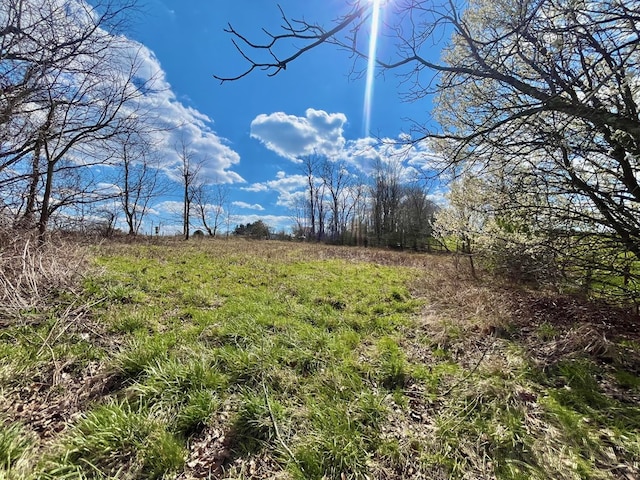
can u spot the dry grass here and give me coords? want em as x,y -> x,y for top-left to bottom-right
0,230 -> 89,324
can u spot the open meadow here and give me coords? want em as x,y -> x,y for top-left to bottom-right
1,238 -> 639,479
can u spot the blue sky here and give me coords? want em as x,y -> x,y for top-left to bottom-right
111,0 -> 444,234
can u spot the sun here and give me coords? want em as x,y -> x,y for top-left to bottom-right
363,0 -> 383,136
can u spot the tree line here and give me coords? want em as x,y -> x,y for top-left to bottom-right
290,154 -> 438,250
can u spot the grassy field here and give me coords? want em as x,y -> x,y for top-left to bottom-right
0,238 -> 639,479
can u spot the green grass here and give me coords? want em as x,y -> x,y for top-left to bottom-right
0,422 -> 35,474
0,239 -> 638,479
41,401 -> 185,479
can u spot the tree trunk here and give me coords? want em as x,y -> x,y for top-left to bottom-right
184,181 -> 190,240
22,143 -> 41,227
23,106 -> 55,228
37,157 -> 55,246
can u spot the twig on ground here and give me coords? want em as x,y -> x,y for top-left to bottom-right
261,381 -> 304,474
441,335 -> 497,397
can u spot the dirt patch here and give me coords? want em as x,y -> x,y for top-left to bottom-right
178,401 -> 288,479
0,361 -> 119,439
506,292 -> 640,369
179,424 -> 233,478
509,293 -> 640,341
0,310 -> 124,439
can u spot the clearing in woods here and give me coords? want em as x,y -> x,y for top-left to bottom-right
0,239 -> 639,479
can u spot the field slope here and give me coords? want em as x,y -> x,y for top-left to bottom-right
1,239 -> 639,479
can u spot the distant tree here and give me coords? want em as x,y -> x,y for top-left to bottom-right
192,181 -> 229,237
434,175 -> 491,256
299,154 -> 321,240
370,159 -> 402,247
234,220 -> 270,239
95,206 -> 119,238
175,138 -> 202,241
350,178 -> 369,246
321,158 -> 352,243
224,200 -> 236,238
115,130 -> 166,235
272,229 -> 292,241
398,184 -> 438,251
292,196 -> 310,239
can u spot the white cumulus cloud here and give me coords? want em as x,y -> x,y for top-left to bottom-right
128,44 -> 245,185
241,171 -> 308,209
232,201 -> 265,211
250,108 -> 347,161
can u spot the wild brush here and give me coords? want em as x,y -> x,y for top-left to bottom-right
0,233 -> 87,323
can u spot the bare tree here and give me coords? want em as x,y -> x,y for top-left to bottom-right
1,0 -> 137,176
175,138 -> 202,240
315,178 -> 327,241
36,57 -> 144,243
224,200 -> 235,238
114,130 -> 166,235
299,154 -> 322,240
349,177 -> 369,246
321,158 -> 351,242
291,195 -> 310,238
20,101 -> 57,227
192,181 -> 230,237
94,205 -> 120,237
371,158 -> 402,246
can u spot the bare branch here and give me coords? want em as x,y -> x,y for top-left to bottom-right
214,3 -> 370,82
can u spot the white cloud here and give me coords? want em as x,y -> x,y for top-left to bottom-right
121,41 -> 245,185
427,190 -> 448,206
340,137 -> 382,172
338,135 -> 444,182
404,139 -> 445,171
240,171 -> 308,209
240,183 -> 269,193
153,200 -> 183,216
232,201 -> 265,211
250,108 -> 347,161
248,106 -> 442,181
95,182 -> 121,195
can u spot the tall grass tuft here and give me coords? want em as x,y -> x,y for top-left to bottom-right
41,401 -> 185,479
230,388 -> 285,455
126,355 -> 225,436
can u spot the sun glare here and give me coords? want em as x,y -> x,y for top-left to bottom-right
363,0 -> 383,136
